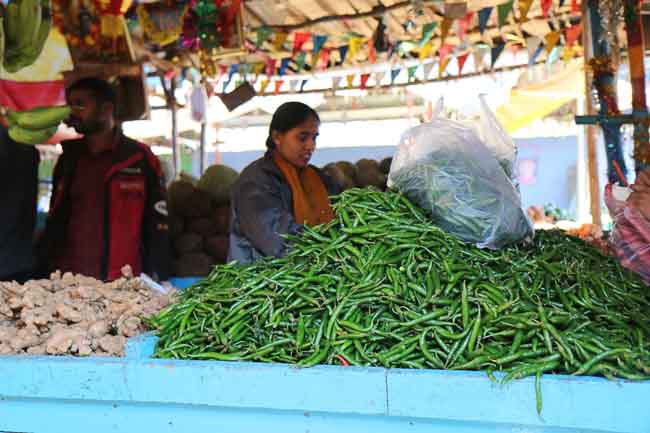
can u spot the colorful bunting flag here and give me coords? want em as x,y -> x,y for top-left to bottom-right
544,31 -> 561,55
274,80 -> 284,95
222,79 -> 231,93
368,39 -> 377,64
478,8 -> 492,35
562,45 -> 574,63
312,35 -> 328,55
497,0 -> 514,28
310,52 -> 319,70
346,74 -> 355,88
320,48 -> 331,70
457,52 -> 470,75
474,45 -> 489,71
338,45 -> 349,64
348,37 -> 364,61
457,12 -> 475,40
438,44 -> 454,77
422,62 -> 434,80
419,41 -> 434,60
296,52 -> 307,72
332,76 -> 343,90
440,17 -> 453,45
529,43 -> 544,66
518,0 -> 533,23
360,73 -> 371,90
300,80 -> 308,92
547,45 -> 560,64
571,0 -> 579,14
491,42 -> 506,68
219,64 -> 228,77
375,70 -> 387,87
292,32 -> 310,55
278,58 -> 290,76
253,63 -> 265,76
541,0 -> 552,17
266,58 -> 277,76
228,64 -> 238,81
390,68 -> 401,83
256,27 -> 272,48
420,22 -> 438,48
565,24 -> 582,47
289,80 -> 299,92
526,36 -> 542,60
272,32 -> 288,51
260,79 -> 269,93
407,65 -> 418,82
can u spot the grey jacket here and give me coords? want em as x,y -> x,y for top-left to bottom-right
228,151 -> 340,264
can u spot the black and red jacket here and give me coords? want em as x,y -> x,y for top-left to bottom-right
38,131 -> 171,281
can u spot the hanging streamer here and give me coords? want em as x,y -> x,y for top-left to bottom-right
497,0 -> 514,28
478,8 -> 492,35
390,68 -> 401,83
320,48 -> 331,70
266,58 -> 277,76
360,73 -> 371,90
346,74 -> 355,88
438,44 -> 454,77
518,0 -> 534,23
348,37 -> 364,61
491,42 -> 506,68
338,45 -> 349,64
255,27 -> 272,48
457,52 -> 470,75
407,65 -> 418,81
541,0 -> 552,17
420,22 -> 438,47
419,42 -> 434,60
368,39 -> 377,64
273,32 -> 288,51
312,35 -> 328,55
296,52 -> 307,72
292,32 -> 310,55
260,79 -> 270,93
279,58 -> 290,76
458,12 -> 475,40
565,24 -> 582,47
274,80 -> 284,95
544,31 -> 561,55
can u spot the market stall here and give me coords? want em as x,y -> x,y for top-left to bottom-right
2,0 -> 650,431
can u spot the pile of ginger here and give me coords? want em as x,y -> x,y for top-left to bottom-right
0,267 -> 174,357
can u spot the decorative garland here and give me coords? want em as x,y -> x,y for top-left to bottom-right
137,3 -> 189,47
588,56 -> 620,116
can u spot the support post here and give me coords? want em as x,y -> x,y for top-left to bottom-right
170,78 -> 181,179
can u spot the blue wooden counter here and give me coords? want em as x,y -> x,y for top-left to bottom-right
0,333 -> 648,433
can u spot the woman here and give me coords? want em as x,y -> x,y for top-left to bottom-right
229,102 -> 340,263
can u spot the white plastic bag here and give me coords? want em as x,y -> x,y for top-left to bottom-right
387,118 -> 533,249
475,95 -> 517,183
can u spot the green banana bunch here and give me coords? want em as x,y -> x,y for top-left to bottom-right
6,105 -> 69,145
3,0 -> 51,73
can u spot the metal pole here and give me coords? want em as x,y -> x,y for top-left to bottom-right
170,78 -> 181,179
199,121 -> 207,175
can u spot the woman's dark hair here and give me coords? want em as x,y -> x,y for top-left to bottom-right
266,102 -> 320,149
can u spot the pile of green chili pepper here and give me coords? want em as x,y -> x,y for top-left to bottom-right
149,188 -> 650,413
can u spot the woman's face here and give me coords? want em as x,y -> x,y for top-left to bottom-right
272,116 -> 320,168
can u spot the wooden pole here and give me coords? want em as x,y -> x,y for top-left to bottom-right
582,0 -> 602,227
170,78 -> 181,179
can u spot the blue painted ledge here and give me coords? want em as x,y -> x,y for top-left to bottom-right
0,334 -> 649,433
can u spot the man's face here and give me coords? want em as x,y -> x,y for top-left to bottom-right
65,88 -> 111,135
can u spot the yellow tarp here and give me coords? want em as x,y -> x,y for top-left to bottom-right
494,61 -> 584,133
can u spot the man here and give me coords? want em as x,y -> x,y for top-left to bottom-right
38,77 -> 171,281
0,116 -> 39,282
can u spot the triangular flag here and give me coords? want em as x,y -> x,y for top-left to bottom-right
541,0 -> 552,17
565,24 -> 582,47
228,64 -> 238,81
273,32 -> 288,51
407,65 -> 418,82
260,79 -> 270,93
544,31 -> 561,55
420,22 -> 438,48
419,41 -> 434,60
491,42 -> 506,68
547,45 -> 561,65
296,52 -> 307,71
497,0 -> 514,28
562,45 -> 574,63
438,44 -> 454,77
266,58 -> 277,76
222,79 -> 231,93
219,64 -> 228,77
571,0 -> 579,14
518,0 -> 533,23
457,52 -> 470,75
368,39 -> 377,63
559,0 -> 565,6
440,17 -> 453,45
253,63 -> 265,75
422,62 -> 434,80
320,48 -> 331,70
375,70 -> 387,87
390,68 -> 401,83
348,37 -> 364,61
478,8 -> 492,35
310,53 -> 319,70
458,12 -> 474,40
289,80 -> 299,92
526,36 -> 542,63
474,46 -> 488,71
346,74 -> 355,88
529,43 -> 544,66
312,35 -> 328,55
292,32 -> 310,55
360,73 -> 371,90
300,80 -> 308,92
338,45 -> 349,64
274,80 -> 284,95
256,27 -> 272,48
279,58 -> 290,76
332,76 -> 343,90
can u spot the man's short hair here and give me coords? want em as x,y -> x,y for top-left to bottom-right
67,77 -> 117,108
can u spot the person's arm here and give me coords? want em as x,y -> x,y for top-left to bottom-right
235,177 -> 301,258
142,154 -> 172,281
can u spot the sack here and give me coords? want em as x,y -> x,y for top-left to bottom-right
387,118 -> 533,249
605,184 -> 650,284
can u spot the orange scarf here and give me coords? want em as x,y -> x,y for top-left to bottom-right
273,151 -> 335,226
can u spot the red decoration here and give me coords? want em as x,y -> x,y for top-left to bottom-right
266,58 -> 277,76
274,80 -> 284,95
320,48 -> 331,70
541,0 -> 552,17
293,32 -> 311,55
368,39 -> 377,64
360,73 -> 371,90
439,43 -> 454,63
458,12 -> 475,40
566,24 -> 582,47
457,52 -> 470,75
571,0 -> 580,14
